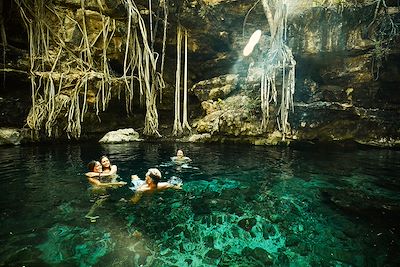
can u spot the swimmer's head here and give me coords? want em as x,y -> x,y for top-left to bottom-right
146,168 -> 162,186
87,160 -> 102,172
177,149 -> 184,157
100,155 -> 111,169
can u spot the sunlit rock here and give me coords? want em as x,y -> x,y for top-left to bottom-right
188,133 -> 212,142
253,131 -> 285,146
194,95 -> 261,137
0,128 -> 23,145
99,128 -> 141,143
191,74 -> 239,101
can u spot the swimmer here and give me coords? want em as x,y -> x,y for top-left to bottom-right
85,160 -> 103,178
84,160 -> 126,222
85,160 -> 126,188
100,155 -> 118,176
130,168 -> 182,204
171,149 -> 192,164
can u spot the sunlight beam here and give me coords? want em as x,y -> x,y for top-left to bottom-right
243,29 -> 262,57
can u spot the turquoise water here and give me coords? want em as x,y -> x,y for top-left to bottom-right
0,142 -> 399,266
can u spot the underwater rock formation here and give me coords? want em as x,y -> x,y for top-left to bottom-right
37,224 -> 114,266
322,188 -> 400,223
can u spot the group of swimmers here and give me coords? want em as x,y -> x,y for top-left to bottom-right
83,151 -> 189,221
85,150 -> 189,204
85,155 -> 126,188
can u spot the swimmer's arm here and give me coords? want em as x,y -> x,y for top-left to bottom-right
107,165 -> 118,175
87,177 -> 126,188
158,182 -> 182,190
85,172 -> 101,178
87,177 -> 102,186
100,165 -> 118,176
131,175 -> 140,180
104,181 -> 127,187
86,171 -> 115,178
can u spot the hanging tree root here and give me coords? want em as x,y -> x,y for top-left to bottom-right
258,0 -> 296,140
16,0 -> 166,138
123,0 -> 163,137
173,24 -> 183,136
182,28 -> 191,132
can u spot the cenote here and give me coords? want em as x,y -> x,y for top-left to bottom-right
0,142 -> 399,266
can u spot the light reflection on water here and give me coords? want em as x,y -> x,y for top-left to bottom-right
0,142 -> 399,266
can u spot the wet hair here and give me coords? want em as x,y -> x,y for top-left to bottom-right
146,168 -> 162,186
87,160 -> 99,171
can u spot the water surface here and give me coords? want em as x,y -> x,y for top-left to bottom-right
0,142 -> 399,266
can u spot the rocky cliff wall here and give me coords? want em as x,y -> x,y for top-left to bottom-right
0,0 -> 399,146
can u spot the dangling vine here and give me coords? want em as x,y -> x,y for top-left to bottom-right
173,25 -> 191,136
173,24 -> 183,136
182,28 -> 191,132
159,0 -> 168,102
15,0 -> 166,138
123,0 -> 163,136
260,0 -> 296,140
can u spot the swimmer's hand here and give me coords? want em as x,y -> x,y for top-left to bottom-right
173,183 -> 183,190
108,181 -> 127,188
166,176 -> 183,190
131,175 -> 139,180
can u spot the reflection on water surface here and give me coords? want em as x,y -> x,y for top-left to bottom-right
0,142 -> 399,266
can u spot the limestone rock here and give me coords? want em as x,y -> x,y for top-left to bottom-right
191,74 -> 239,102
99,128 -> 141,143
194,95 -> 261,137
188,133 -> 212,142
253,131 -> 286,146
0,128 -> 23,145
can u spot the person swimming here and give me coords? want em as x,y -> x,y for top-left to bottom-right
171,149 -> 191,164
100,155 -> 118,178
129,168 -> 182,204
84,160 -> 126,222
85,160 -> 126,188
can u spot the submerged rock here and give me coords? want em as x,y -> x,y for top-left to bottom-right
238,217 -> 257,232
37,224 -> 114,266
242,247 -> 273,266
321,188 -> 400,223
